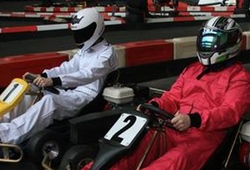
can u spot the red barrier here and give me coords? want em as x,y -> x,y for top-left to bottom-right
1,25 -> 37,33
119,40 -> 174,67
0,52 -> 68,88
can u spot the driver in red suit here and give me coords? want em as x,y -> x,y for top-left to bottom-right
82,16 -> 250,170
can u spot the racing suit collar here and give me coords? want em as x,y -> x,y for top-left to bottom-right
196,58 -> 237,80
86,38 -> 108,52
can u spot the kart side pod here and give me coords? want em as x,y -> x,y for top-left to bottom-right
0,78 -> 29,117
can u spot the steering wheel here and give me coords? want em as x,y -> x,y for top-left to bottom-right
140,103 -> 175,129
25,74 -> 60,95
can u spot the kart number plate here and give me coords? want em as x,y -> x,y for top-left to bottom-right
0,82 -> 23,104
104,113 -> 147,146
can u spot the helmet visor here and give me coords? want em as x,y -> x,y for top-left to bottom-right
72,22 -> 96,46
197,29 -> 228,56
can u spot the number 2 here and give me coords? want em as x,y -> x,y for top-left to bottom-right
111,115 -> 136,143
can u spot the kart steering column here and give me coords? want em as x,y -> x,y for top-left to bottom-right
136,127 -> 167,170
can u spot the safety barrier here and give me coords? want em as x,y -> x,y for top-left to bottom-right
243,32 -> 250,50
62,30 -> 250,67
24,5 -> 126,13
25,4 -> 235,13
114,40 -> 174,67
171,36 -> 197,60
0,21 -> 125,34
1,31 -> 250,88
0,11 -> 125,25
1,3 -> 247,34
0,52 -> 69,88
0,14 -> 245,34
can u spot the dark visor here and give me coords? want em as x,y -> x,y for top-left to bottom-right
72,22 -> 96,45
197,28 -> 228,53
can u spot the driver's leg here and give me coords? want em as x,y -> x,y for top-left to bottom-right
0,95 -> 56,144
1,94 -> 36,123
141,131 -> 222,170
110,129 -> 174,170
81,129 -> 174,170
112,129 -> 170,170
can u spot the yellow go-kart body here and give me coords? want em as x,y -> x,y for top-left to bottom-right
0,78 -> 29,163
0,78 -> 29,117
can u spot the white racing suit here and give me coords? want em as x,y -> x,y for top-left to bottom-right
0,39 -> 118,144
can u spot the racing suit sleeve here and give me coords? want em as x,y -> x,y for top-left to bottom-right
149,70 -> 185,114
149,66 -> 202,128
42,47 -> 118,88
44,50 -> 80,77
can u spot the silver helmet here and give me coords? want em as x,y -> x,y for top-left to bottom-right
196,16 -> 242,66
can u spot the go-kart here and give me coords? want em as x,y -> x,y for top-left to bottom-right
57,94 -> 250,170
2,60 -> 250,170
0,75 -> 62,168
53,61 -> 250,170
0,70 -> 119,170
0,78 -> 29,163
87,103 -> 174,170
56,102 -> 174,170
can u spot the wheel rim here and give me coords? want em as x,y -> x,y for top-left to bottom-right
42,140 -> 60,160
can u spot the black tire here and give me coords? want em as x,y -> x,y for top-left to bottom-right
58,145 -> 98,170
25,129 -> 66,167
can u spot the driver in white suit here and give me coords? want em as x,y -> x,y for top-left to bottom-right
0,8 -> 118,144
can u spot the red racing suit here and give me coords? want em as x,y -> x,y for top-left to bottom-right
82,61 -> 250,170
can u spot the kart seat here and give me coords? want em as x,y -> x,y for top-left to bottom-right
41,69 -> 120,138
74,70 -> 120,116
201,111 -> 250,170
201,63 -> 250,170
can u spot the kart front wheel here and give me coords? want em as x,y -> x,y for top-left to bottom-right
25,129 -> 65,167
58,145 -> 98,170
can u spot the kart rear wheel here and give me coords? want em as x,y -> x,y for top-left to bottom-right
58,145 -> 98,170
25,129 -> 66,167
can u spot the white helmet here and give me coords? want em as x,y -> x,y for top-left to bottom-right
196,16 -> 242,66
71,8 -> 105,50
